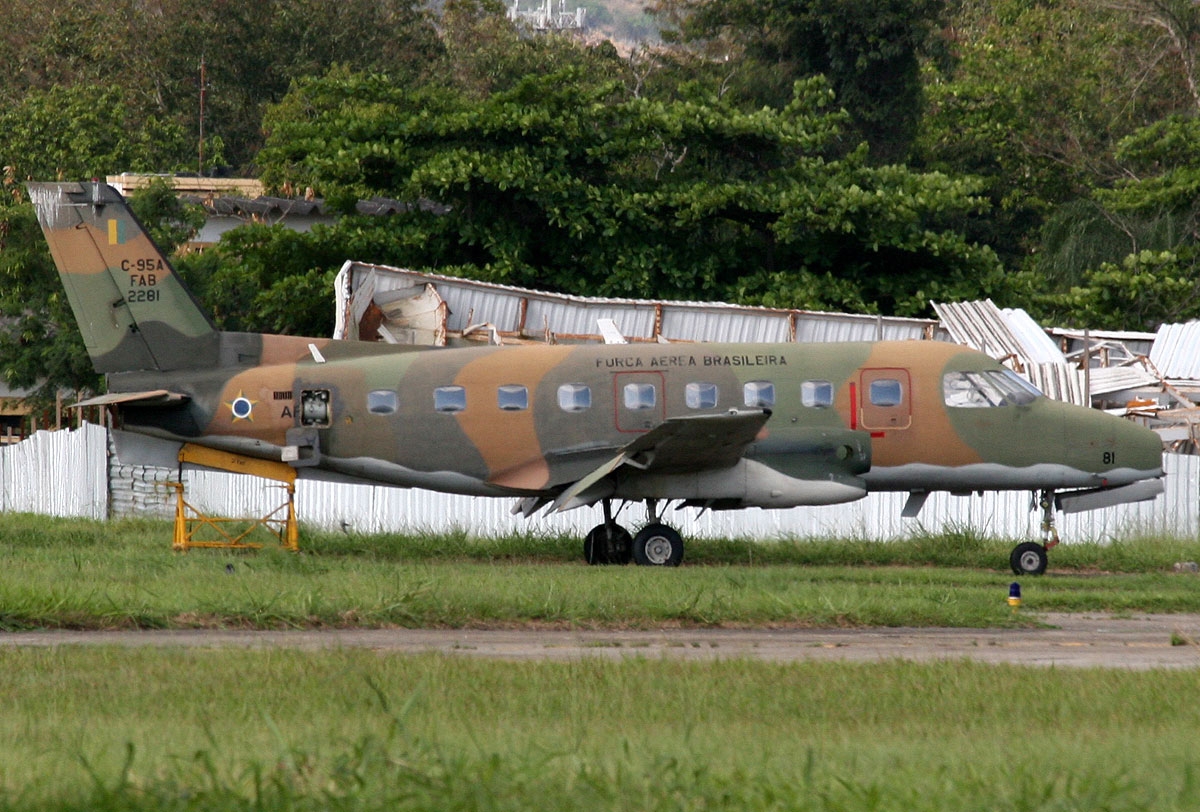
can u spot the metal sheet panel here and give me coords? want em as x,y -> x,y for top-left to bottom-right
1024,363 -> 1086,406
1150,322 -> 1200,380
935,299 -> 1065,364
1089,366 -> 1160,397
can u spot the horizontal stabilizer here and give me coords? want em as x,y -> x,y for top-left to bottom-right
72,389 -> 190,408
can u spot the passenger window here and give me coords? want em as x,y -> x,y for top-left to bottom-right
497,384 -> 529,411
685,382 -> 719,409
869,379 -> 902,407
557,383 -> 591,413
434,385 -> 466,413
801,380 -> 833,408
743,381 -> 775,408
624,382 -> 657,410
367,389 -> 397,415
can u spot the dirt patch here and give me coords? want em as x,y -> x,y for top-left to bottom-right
3,613 -> 1200,669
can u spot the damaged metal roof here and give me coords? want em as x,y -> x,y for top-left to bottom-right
334,262 -> 946,346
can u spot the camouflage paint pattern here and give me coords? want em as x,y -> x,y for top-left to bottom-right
30,182 -> 1165,512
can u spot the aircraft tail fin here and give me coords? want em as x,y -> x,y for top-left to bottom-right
27,181 -> 219,373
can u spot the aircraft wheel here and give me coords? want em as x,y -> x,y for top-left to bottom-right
1010,542 -> 1048,576
584,523 -> 632,565
632,523 -> 684,567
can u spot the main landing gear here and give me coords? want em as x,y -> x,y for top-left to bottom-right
583,499 -> 685,567
1010,490 -> 1059,576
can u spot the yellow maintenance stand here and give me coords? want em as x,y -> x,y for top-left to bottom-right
169,443 -> 299,552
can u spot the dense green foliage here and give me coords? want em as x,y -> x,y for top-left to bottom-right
651,0 -> 949,163
256,71 -> 1001,316
4,0 -> 1200,391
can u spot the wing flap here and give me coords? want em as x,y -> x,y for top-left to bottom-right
552,408 -> 770,512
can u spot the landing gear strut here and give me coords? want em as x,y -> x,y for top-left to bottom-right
1010,490 -> 1059,576
582,499 -> 685,567
583,500 -> 632,565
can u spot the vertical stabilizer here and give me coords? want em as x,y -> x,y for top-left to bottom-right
26,181 -> 218,373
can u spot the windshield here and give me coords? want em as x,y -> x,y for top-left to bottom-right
943,370 -> 1042,408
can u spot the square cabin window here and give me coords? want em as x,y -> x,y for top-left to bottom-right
869,378 -> 902,407
801,380 -> 833,408
685,382 -> 719,410
624,382 -> 657,410
367,389 -> 398,415
743,380 -> 775,408
433,385 -> 467,414
497,384 -> 529,411
557,383 -> 591,413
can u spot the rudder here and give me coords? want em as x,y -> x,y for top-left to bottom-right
27,181 -> 218,373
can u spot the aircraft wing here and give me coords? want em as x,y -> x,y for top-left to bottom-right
71,389 -> 190,408
551,408 -> 770,512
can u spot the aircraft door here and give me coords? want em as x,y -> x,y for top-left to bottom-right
858,368 -> 912,431
614,371 -> 665,432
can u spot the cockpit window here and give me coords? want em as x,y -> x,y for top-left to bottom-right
991,370 -> 1042,404
943,370 -> 1041,408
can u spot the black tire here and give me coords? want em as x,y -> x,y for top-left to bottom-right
632,523 -> 684,567
584,523 -> 632,565
1010,541 -> 1048,576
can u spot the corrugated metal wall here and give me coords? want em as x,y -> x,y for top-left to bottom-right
2,424 -> 1195,542
0,424 -> 108,519
186,451 -> 1199,543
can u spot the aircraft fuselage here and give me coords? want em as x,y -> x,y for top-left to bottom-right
112,335 -> 1164,509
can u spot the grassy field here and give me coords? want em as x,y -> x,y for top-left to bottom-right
2,514 -> 1200,629
3,516 -> 1200,810
1,650 -> 1199,811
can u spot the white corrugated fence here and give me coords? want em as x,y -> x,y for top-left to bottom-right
0,424 -> 108,518
0,423 -> 1193,542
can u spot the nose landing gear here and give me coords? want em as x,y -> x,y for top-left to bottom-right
1010,490 -> 1059,576
583,499 -> 685,567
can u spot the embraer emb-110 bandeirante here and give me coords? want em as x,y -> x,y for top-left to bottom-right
29,181 -> 1165,574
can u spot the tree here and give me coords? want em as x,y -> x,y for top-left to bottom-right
1029,114 -> 1200,328
650,0 -> 949,162
256,69 -> 1002,317
917,0 -> 1198,277
0,84 -> 191,181
0,0 -> 445,172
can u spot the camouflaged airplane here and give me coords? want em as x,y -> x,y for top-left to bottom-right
29,181 -> 1166,574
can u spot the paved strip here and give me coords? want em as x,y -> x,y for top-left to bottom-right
3,614 -> 1199,669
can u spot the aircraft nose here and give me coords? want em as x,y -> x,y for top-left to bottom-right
1059,403 -> 1163,481
1116,417 -> 1164,476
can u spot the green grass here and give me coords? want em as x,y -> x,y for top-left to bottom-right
4,516 -> 1200,810
3,515 -> 1200,629
1,650 -> 1198,811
